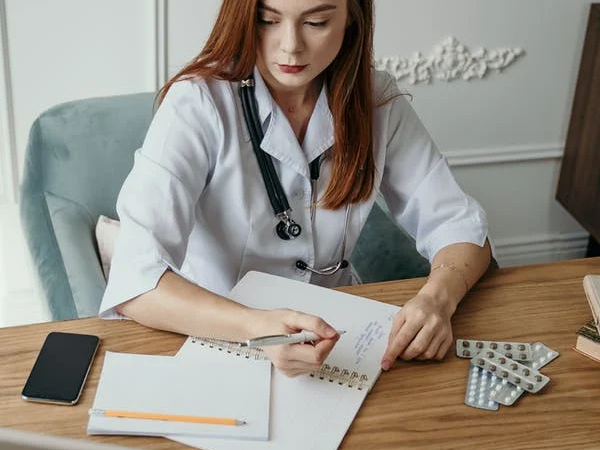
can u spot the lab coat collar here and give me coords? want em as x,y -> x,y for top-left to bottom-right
252,67 -> 334,179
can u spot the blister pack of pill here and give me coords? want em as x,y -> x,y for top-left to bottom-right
458,338 -> 559,411
471,349 -> 549,393
464,365 -> 499,411
490,342 -> 559,406
456,339 -> 533,361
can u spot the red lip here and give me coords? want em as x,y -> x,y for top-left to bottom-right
278,64 -> 307,74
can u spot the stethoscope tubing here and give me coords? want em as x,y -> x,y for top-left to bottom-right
239,75 -> 349,275
239,81 -> 290,215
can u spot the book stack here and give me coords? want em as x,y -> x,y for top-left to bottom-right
575,320 -> 600,362
574,274 -> 600,362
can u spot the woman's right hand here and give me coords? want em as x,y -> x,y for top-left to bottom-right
246,308 -> 340,377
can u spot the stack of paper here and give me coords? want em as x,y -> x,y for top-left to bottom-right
88,350 -> 271,440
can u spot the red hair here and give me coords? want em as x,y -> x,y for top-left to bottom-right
158,0 -> 375,209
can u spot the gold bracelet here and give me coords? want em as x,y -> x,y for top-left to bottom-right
429,263 -> 470,292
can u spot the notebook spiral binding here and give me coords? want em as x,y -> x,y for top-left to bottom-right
189,336 -> 370,390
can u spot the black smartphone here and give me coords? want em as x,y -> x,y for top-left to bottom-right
21,332 -> 100,405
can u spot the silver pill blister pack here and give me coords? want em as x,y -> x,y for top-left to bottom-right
456,339 -> 533,361
471,349 -> 549,393
459,339 -> 559,411
490,342 -> 559,406
464,365 -> 499,410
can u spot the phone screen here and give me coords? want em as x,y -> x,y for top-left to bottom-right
21,332 -> 100,405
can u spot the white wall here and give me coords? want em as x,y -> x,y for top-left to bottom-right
0,0 -> 594,323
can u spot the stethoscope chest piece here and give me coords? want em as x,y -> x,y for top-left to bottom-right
276,220 -> 301,240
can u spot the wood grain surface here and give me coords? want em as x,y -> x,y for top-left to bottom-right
1,258 -> 599,449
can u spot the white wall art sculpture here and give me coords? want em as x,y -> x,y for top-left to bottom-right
375,36 -> 525,85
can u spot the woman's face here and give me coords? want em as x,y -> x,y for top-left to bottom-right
255,0 -> 349,95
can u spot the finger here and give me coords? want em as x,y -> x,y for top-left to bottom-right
284,311 -> 337,339
415,332 -> 446,360
381,318 -> 423,367
278,367 -> 311,378
388,314 -> 406,345
286,335 -> 338,366
434,335 -> 453,361
400,322 -> 437,360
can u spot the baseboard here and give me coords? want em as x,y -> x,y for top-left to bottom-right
493,232 -> 589,267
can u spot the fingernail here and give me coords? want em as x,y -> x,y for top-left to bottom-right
326,327 -> 336,337
381,359 -> 391,371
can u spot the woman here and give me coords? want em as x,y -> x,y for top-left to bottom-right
100,0 -> 492,376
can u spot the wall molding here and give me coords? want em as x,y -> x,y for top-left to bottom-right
0,0 -> 18,205
152,0 -> 168,91
376,36 -> 525,85
445,143 -> 564,167
494,231 -> 589,267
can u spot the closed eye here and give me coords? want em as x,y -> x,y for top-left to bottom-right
305,20 -> 328,27
258,17 -> 278,25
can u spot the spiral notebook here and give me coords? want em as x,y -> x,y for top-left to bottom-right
172,271 -> 401,450
87,351 -> 271,440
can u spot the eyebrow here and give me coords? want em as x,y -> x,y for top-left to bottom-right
258,3 -> 337,15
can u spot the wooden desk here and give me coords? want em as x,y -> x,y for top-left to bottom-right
1,258 -> 599,449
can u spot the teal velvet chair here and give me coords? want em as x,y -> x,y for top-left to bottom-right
20,92 -> 430,321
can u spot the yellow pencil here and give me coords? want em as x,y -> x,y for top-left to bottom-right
89,408 -> 246,425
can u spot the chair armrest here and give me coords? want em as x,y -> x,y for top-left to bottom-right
40,193 -> 106,320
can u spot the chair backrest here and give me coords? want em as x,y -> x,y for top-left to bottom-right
20,92 -> 429,321
20,92 -> 156,320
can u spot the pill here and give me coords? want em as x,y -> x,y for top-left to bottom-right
526,383 -> 534,390
501,371 -> 508,378
510,363 -> 518,370
490,342 -> 498,349
476,342 -> 484,348
487,351 -> 494,358
518,344 -> 526,350
523,369 -> 530,376
462,350 -> 471,357
535,375 -> 543,382
504,344 -> 512,350
506,352 -> 513,358
519,353 -> 527,359
499,357 -> 506,364
489,364 -> 497,372
477,358 -> 484,365
513,377 -> 521,384
462,341 -> 470,347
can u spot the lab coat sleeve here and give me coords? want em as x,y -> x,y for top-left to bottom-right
379,92 -> 489,262
99,80 -> 221,319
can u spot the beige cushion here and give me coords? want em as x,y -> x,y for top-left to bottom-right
95,215 -> 120,280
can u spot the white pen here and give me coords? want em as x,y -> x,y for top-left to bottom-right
241,330 -> 346,348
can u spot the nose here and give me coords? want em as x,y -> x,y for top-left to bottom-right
280,22 -> 304,54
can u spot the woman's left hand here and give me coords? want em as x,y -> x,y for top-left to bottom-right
380,293 -> 454,370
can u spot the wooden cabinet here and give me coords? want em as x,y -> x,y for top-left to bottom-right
556,4 -> 600,256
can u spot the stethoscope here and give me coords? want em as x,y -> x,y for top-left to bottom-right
239,75 -> 349,276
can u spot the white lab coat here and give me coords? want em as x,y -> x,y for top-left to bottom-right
99,68 -> 489,318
